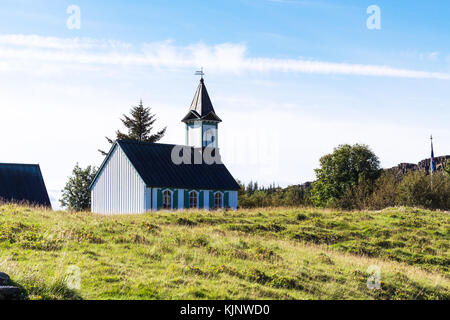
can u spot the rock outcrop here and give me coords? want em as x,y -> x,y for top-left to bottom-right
0,272 -> 10,286
388,155 -> 449,177
0,286 -> 21,300
0,272 -> 22,300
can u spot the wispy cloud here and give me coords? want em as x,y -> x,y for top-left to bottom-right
0,34 -> 131,50
0,34 -> 449,80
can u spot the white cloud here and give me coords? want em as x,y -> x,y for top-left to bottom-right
0,34 -> 449,80
0,34 -> 131,50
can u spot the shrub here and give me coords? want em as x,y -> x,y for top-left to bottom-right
397,171 -> 450,210
337,177 -> 375,210
368,171 -> 400,209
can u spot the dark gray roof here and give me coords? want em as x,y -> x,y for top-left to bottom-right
182,79 -> 222,123
0,163 -> 51,207
91,140 -> 240,191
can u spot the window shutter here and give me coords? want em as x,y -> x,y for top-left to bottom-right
173,189 -> 178,209
224,192 -> 229,208
199,191 -> 204,209
209,191 -> 214,210
157,189 -> 162,210
184,190 -> 189,209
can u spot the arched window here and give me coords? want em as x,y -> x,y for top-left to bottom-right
214,192 -> 222,209
189,191 -> 198,209
163,190 -> 172,209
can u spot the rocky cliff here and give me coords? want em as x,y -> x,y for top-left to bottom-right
388,155 -> 450,177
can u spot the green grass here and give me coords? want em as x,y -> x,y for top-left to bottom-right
0,204 -> 448,300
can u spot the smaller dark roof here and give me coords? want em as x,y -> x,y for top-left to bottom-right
0,163 -> 51,207
91,140 -> 240,191
182,79 -> 222,123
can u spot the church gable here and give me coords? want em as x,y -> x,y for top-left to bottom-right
90,143 -> 147,214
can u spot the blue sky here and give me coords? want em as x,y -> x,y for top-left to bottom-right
0,0 -> 449,209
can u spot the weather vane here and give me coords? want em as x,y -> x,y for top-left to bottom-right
195,67 -> 204,79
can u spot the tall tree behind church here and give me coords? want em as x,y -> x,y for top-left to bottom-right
99,100 -> 167,155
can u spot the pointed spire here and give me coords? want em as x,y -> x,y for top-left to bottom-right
182,78 -> 222,123
190,78 -> 215,116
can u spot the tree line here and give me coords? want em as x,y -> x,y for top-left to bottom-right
239,144 -> 450,211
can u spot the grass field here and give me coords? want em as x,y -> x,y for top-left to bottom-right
0,204 -> 448,300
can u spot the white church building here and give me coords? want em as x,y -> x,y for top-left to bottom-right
90,77 -> 240,214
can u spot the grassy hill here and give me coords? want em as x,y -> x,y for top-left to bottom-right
0,204 -> 448,300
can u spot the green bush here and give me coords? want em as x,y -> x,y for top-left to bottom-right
397,171 -> 450,210
337,177 -> 375,210
368,171 -> 400,209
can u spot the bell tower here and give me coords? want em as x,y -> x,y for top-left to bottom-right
182,72 -> 222,148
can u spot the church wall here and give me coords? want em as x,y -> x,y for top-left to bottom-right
91,145 -> 146,214
187,122 -> 202,147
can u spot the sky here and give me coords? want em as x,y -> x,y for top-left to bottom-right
0,0 -> 449,209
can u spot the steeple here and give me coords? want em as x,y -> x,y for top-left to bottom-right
183,77 -> 221,148
182,78 -> 222,123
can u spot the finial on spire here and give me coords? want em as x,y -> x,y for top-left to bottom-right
195,67 -> 205,80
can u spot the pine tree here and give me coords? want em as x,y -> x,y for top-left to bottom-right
99,100 -> 167,155
60,164 -> 97,211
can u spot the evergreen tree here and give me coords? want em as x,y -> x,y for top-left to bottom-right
60,164 -> 98,211
99,100 -> 167,155
246,181 -> 253,195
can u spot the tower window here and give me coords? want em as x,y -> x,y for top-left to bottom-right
163,190 -> 172,210
214,192 -> 222,209
189,191 -> 198,209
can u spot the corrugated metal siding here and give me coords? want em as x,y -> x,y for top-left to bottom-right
203,190 -> 209,209
91,145 -> 146,214
145,187 -> 152,211
229,191 -> 238,210
152,188 -> 158,210
178,189 -> 184,209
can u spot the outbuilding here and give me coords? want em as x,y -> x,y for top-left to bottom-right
0,163 -> 51,207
